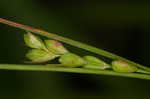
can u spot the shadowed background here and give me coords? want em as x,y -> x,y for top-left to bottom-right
0,0 -> 150,99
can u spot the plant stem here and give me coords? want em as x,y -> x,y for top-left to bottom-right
0,18 -> 149,71
0,64 -> 150,80
137,69 -> 150,75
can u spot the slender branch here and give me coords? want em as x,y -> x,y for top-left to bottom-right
0,64 -> 150,80
0,18 -> 149,71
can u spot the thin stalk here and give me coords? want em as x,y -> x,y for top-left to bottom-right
0,18 -> 149,71
0,64 -> 150,80
137,69 -> 150,75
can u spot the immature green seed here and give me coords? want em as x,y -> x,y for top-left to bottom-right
24,32 -> 47,50
83,56 -> 111,69
59,53 -> 87,67
45,40 -> 68,55
26,49 -> 57,63
112,60 -> 138,72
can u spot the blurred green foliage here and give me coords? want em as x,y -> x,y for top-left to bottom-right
0,0 -> 150,99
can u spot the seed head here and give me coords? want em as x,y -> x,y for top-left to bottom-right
24,32 -> 47,50
83,56 -> 110,69
26,49 -> 57,63
59,53 -> 86,67
45,40 -> 69,55
112,60 -> 138,72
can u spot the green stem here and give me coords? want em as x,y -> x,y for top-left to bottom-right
0,64 -> 150,80
137,69 -> 150,75
46,64 -> 65,67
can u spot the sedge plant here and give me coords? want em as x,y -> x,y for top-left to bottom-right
0,18 -> 150,80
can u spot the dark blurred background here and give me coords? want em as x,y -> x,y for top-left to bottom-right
0,0 -> 150,99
